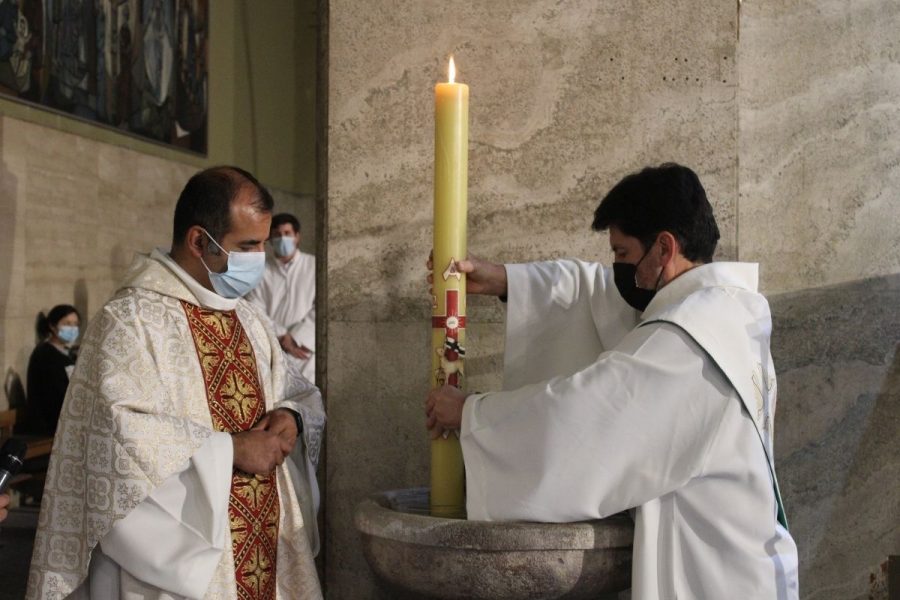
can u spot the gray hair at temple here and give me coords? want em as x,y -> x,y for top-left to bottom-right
172,166 -> 274,245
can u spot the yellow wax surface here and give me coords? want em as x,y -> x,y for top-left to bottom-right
430,80 -> 469,518
433,81 -> 469,278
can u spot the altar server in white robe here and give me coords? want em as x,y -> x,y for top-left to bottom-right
247,213 -> 316,382
28,166 -> 325,599
427,163 -> 799,600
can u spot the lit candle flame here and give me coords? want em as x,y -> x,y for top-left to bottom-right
448,56 -> 456,84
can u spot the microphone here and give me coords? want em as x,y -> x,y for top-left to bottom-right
0,438 -> 27,494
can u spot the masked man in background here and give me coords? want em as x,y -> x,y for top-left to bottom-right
247,213 -> 316,382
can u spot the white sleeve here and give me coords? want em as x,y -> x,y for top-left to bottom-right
97,432 -> 233,599
288,304 -> 316,350
273,355 -> 325,472
461,323 -> 730,522
246,278 -> 288,338
287,257 -> 316,349
503,260 -> 638,389
273,354 -> 326,556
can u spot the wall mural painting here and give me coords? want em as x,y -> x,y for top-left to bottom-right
0,0 -> 208,153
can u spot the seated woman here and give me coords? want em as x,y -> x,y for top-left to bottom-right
24,305 -> 80,436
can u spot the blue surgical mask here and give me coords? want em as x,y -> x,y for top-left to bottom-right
57,325 -> 79,345
200,230 -> 266,298
272,235 -> 296,258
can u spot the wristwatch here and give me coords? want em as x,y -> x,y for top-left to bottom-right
290,409 -> 304,435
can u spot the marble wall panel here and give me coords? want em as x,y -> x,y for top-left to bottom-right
770,274 -> 900,600
326,0 -> 739,596
740,4 -> 900,595
738,0 -> 900,294
328,0 -> 740,323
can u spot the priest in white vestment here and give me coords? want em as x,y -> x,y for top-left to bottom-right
28,167 -> 325,600
247,213 -> 316,382
427,163 -> 799,600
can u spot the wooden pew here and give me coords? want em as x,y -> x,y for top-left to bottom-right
3,370 -> 55,460
2,369 -> 55,504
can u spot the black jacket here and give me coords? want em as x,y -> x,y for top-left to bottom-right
24,342 -> 75,435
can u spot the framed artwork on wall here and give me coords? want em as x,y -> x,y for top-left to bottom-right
0,0 -> 208,154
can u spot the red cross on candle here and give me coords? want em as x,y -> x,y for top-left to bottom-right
432,289 -> 467,333
432,289 -> 466,387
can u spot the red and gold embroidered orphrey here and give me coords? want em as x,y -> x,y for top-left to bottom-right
181,301 -> 279,600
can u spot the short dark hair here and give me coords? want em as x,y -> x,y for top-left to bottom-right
36,305 -> 80,339
271,213 -> 301,234
172,166 -> 274,245
592,163 -> 720,263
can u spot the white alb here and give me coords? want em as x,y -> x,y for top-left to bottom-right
461,260 -> 799,600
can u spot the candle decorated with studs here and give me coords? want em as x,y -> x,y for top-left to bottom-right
430,56 -> 468,519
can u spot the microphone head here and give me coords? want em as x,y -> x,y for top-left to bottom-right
0,438 -> 28,475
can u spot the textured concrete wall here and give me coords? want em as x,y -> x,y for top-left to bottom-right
325,1 -> 738,597
740,1 -> 900,598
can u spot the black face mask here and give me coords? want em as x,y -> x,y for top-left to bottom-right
613,262 -> 656,311
613,247 -> 657,311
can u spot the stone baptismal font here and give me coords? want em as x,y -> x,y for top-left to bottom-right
355,488 -> 633,599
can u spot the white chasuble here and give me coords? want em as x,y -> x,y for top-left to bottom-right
460,260 -> 799,600
27,250 -> 325,600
